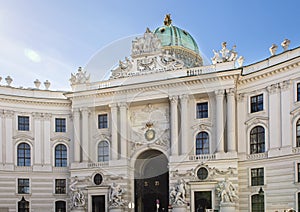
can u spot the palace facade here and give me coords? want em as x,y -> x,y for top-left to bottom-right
0,15 -> 300,212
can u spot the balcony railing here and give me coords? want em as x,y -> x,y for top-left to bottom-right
189,154 -> 216,161
88,161 -> 109,168
247,152 -> 268,160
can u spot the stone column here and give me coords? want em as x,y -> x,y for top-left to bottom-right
3,110 -> 14,164
73,109 -> 81,162
109,104 -> 119,160
180,95 -> 189,155
119,103 -> 128,159
267,84 -> 281,149
81,108 -> 90,162
280,81 -> 291,147
226,88 -> 236,152
215,90 -> 224,153
170,96 -> 179,156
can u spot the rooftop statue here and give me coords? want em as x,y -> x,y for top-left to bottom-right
281,38 -> 291,51
211,42 -> 239,64
164,14 -> 172,26
70,67 -> 90,85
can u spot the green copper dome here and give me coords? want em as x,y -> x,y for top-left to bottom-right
154,15 -> 199,54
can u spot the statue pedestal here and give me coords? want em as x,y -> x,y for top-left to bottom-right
109,206 -> 123,212
219,202 -> 236,212
71,206 -> 85,212
172,205 -> 187,212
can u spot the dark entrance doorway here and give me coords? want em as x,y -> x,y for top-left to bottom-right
92,195 -> 105,212
134,150 -> 169,212
194,191 -> 212,212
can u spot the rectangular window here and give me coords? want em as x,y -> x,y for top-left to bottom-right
18,116 -> 29,131
18,178 -> 30,194
251,94 -> 263,113
297,83 -> 300,102
196,102 -> 208,119
98,114 -> 108,129
251,168 -> 264,186
55,118 -> 66,132
55,179 -> 66,194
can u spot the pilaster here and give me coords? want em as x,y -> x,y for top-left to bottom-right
215,90 -> 224,153
267,84 -> 281,149
180,94 -> 189,155
109,103 -> 119,160
119,102 -> 128,160
169,96 -> 179,156
73,108 -> 81,162
226,88 -> 236,152
280,80 -> 291,147
3,110 -> 14,164
81,107 -> 90,162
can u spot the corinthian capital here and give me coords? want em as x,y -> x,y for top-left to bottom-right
226,88 -> 235,96
215,89 -> 225,96
169,96 -> 178,104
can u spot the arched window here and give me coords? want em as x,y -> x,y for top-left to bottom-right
17,143 -> 31,166
55,201 -> 66,212
196,132 -> 209,155
251,194 -> 264,212
18,196 -> 29,212
250,126 -> 265,154
55,144 -> 67,167
98,141 -> 109,162
296,119 -> 300,147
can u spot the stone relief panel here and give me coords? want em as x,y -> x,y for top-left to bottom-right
129,103 -> 170,154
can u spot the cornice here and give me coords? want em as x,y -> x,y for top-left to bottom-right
0,95 -> 71,107
69,73 -> 239,101
238,60 -> 300,85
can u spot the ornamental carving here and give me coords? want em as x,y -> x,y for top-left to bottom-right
170,179 -> 187,206
69,176 -> 86,209
216,179 -> 239,203
70,67 -> 90,85
132,28 -> 162,56
109,183 -> 127,207
211,42 -> 240,64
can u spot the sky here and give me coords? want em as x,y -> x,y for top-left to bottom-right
0,0 -> 299,91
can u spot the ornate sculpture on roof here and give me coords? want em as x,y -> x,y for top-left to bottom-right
70,67 -> 90,85
132,28 -> 162,56
281,38 -> 291,51
211,42 -> 239,64
164,14 -> 172,26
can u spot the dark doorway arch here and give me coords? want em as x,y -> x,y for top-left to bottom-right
134,150 -> 169,212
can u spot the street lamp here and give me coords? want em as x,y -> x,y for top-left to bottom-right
258,187 -> 264,196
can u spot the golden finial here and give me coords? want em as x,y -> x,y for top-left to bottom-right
164,14 -> 172,26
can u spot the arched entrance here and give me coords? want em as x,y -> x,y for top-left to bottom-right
134,150 -> 169,212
